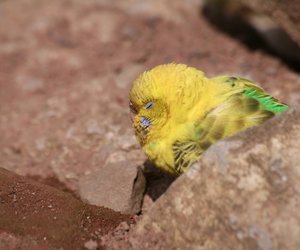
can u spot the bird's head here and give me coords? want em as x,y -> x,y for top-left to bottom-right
129,98 -> 169,146
129,63 -> 204,146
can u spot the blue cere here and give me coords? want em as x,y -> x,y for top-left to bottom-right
140,116 -> 151,128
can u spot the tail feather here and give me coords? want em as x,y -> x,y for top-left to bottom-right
243,88 -> 288,113
211,75 -> 288,113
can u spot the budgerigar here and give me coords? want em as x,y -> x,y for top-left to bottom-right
129,63 -> 288,175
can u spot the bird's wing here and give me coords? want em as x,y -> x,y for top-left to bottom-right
211,75 -> 289,113
172,138 -> 206,174
172,93 -> 273,174
172,76 -> 288,175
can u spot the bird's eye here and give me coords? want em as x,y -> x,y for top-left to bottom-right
140,116 -> 151,128
144,101 -> 154,109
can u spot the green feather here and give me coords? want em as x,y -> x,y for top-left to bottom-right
243,88 -> 288,113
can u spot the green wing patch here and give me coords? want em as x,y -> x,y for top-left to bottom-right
243,88 -> 288,113
219,76 -> 289,114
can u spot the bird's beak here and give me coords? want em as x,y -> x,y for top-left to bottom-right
133,118 -> 147,146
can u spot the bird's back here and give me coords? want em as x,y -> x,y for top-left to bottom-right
170,75 -> 288,174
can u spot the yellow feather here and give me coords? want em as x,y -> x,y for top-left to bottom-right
129,63 -> 287,175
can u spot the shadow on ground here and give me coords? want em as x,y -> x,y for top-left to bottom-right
143,160 -> 177,201
202,4 -> 300,72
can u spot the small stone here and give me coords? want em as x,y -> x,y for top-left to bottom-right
79,162 -> 146,214
118,221 -> 130,231
84,239 -> 98,250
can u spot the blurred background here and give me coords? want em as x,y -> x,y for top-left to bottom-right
0,0 -> 300,200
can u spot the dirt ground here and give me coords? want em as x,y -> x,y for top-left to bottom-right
0,168 -> 133,249
0,0 -> 300,249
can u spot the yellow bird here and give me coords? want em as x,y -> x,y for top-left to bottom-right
129,63 -> 288,175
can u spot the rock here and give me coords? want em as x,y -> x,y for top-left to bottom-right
242,0 -> 300,62
203,0 -> 300,62
79,162 -> 146,214
99,219 -> 138,249
240,0 -> 300,47
129,108 -> 300,249
84,239 -> 98,250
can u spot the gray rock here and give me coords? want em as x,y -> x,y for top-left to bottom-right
79,162 -> 146,214
129,107 -> 300,249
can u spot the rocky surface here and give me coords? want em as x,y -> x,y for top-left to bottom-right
129,108 -> 300,249
79,162 -> 146,214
